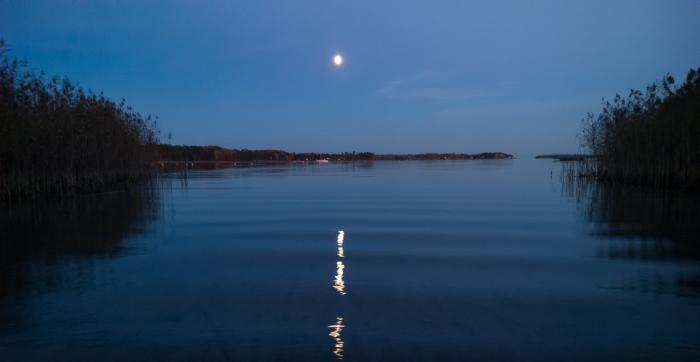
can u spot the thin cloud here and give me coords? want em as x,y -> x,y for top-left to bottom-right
379,71 -> 506,101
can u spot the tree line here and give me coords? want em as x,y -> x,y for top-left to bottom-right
156,145 -> 376,162
154,146 -> 517,163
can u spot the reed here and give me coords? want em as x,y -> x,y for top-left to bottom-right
579,68 -> 700,190
0,40 -> 160,200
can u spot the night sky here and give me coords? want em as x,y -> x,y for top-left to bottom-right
2,0 -> 699,155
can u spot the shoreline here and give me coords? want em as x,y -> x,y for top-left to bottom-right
153,156 -> 515,170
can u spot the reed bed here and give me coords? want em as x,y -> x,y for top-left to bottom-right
0,40 -> 159,200
579,68 -> 700,190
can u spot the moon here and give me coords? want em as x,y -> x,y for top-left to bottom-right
333,54 -> 343,67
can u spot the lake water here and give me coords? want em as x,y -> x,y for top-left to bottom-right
1,160 -> 699,361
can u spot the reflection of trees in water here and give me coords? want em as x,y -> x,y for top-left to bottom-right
0,180 -> 167,331
564,171 -> 700,296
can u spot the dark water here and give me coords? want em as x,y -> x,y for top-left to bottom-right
1,160 -> 699,361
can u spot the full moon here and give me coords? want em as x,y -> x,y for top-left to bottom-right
333,54 -> 343,67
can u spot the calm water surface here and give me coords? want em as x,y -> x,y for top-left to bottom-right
1,160 -> 699,361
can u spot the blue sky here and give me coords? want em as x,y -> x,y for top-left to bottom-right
2,0 -> 699,156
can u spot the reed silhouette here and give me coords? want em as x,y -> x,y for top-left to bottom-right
579,67 -> 700,190
0,39 -> 159,200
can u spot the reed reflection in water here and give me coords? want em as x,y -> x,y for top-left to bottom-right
564,168 -> 700,297
0,179 -> 167,332
0,181 -> 165,293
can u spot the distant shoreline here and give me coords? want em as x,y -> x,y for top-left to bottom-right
155,144 -> 513,165
154,152 -> 515,170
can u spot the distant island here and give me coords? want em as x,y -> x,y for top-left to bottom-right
155,145 -> 513,167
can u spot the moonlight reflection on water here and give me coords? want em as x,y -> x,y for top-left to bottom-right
329,230 -> 348,359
